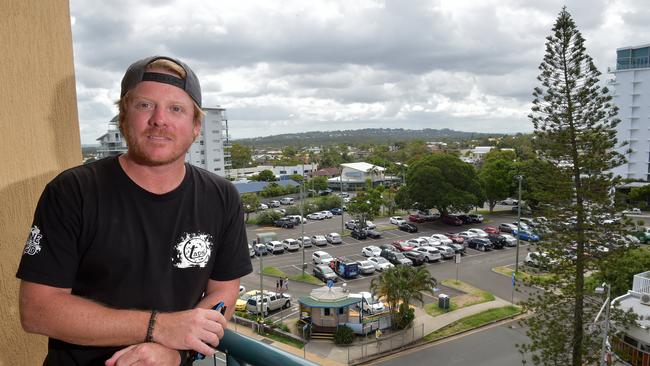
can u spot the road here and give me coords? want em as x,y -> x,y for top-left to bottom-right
368,318 -> 532,366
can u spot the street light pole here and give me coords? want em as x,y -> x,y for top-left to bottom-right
514,175 -> 523,275
301,159 -> 305,277
341,167 -> 345,234
598,283 -> 611,366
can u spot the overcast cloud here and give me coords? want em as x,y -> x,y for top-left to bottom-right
70,0 -> 650,144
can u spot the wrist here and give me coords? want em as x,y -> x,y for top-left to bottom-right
145,310 -> 158,343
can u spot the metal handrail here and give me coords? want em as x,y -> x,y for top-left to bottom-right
216,329 -> 318,366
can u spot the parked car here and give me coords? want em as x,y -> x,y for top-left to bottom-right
457,231 -> 478,240
265,240 -> 285,254
287,215 -> 307,224
392,240 -> 415,252
368,256 -> 394,271
467,237 -> 492,251
487,234 -> 507,249
415,246 -> 442,262
246,292 -> 291,316
434,245 -> 456,259
456,214 -> 473,225
312,250 -> 334,265
330,257 -> 360,279
379,244 -> 396,252
500,233 -> 518,247
403,250 -> 425,266
498,223 -> 518,233
365,228 -> 382,239
512,229 -> 540,242
398,223 -> 418,233
282,238 -> 301,251
306,212 -> 326,220
633,227 -> 650,244
330,207 -> 343,215
468,214 -> 484,223
467,228 -> 489,238
295,236 -> 311,248
525,251 -> 557,268
253,243 -> 268,256
248,244 -> 255,257
345,220 -> 359,230
311,235 -> 328,246
407,238 -> 430,248
483,226 -> 499,235
274,217 -> 294,229
268,200 -> 281,208
501,197 -> 518,205
326,232 -> 343,244
273,208 -> 286,215
624,208 -> 642,215
351,228 -> 368,240
444,232 -> 465,244
430,234 -> 453,246
408,214 -> 426,223
389,216 -> 406,225
362,245 -> 382,257
280,197 -> 295,205
313,264 -> 338,283
357,260 -> 376,274
380,250 -> 413,266
257,203 -> 269,210
236,290 -> 269,311
447,242 -> 466,254
319,210 -> 333,219
318,188 -> 333,196
350,292 -> 385,314
442,215 -> 463,226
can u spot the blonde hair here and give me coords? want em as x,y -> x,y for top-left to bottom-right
115,59 -> 205,132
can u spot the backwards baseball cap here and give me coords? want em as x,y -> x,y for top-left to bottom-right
120,55 -> 202,107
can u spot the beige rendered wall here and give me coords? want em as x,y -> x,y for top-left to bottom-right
0,0 -> 81,364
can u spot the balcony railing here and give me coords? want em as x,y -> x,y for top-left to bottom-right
214,329 -> 318,366
633,272 -> 650,294
612,336 -> 650,366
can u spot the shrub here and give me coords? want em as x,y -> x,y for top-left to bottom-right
394,303 -> 415,330
333,325 -> 354,345
278,322 -> 290,332
256,210 -> 283,226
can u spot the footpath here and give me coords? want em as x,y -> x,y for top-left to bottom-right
197,297 -> 515,366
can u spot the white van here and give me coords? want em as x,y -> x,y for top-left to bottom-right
280,197 -> 295,205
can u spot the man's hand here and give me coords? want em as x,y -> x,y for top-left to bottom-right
104,343 -> 180,366
154,308 -> 226,355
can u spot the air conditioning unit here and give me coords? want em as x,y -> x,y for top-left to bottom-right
641,293 -> 650,306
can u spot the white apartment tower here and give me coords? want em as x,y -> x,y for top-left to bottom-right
97,107 -> 231,177
611,44 -> 650,180
185,107 -> 231,176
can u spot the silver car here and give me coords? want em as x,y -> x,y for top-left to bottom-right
357,260 -> 376,275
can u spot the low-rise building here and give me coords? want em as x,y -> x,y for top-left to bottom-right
612,271 -> 650,363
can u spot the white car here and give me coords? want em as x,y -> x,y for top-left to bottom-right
406,238 -> 429,248
368,256 -> 394,271
415,246 -> 442,262
288,215 -> 307,224
248,244 -> 255,257
325,232 -> 342,244
280,197 -> 295,205
265,240 -> 285,254
311,235 -> 328,246
312,250 -> 334,265
390,216 -> 406,225
362,245 -> 382,257
297,236 -> 312,248
365,221 -> 377,229
501,233 -> 517,247
430,234 -> 453,245
457,231 -> 478,240
434,245 -> 455,259
421,236 -> 442,246
306,212 -> 326,220
467,228 -> 489,238
257,203 -> 269,210
350,291 -> 385,314
319,210 -> 333,219
357,260 -> 376,275
525,251 -> 557,268
282,238 -> 300,251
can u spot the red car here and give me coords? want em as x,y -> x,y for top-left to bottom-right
483,226 -> 499,235
442,215 -> 463,226
444,232 -> 465,244
408,214 -> 425,223
391,240 -> 415,252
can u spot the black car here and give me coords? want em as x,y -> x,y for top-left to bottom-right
487,234 -> 506,249
350,229 -> 368,240
364,229 -> 382,239
398,223 -> 418,233
379,244 -> 397,253
467,237 -> 492,251
380,250 -> 413,266
313,264 -> 338,283
274,218 -> 294,228
402,250 -> 425,266
456,215 -> 473,225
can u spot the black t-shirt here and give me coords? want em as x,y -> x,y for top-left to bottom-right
16,156 -> 253,365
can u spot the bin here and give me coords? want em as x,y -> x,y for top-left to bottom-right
438,294 -> 450,310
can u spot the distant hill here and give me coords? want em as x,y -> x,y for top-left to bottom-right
234,128 -> 504,148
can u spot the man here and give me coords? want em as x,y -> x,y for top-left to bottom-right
16,56 -> 253,365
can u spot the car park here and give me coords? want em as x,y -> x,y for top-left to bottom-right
362,245 -> 382,257
297,236 -> 312,248
467,228 -> 489,238
351,228 -> 368,240
365,228 -> 382,239
246,292 -> 291,316
468,214 -> 484,223
487,234 -> 506,249
389,216 -> 406,225
280,197 -> 295,205
498,223 -> 518,233
326,232 -> 343,244
434,245 -> 456,258
330,257 -> 360,279
467,237 -> 492,251
357,260 -> 376,274
311,235 -> 328,246
381,250 -> 413,266
512,229 -> 540,242
312,250 -> 334,265
368,256 -> 394,271
391,240 -> 415,252
282,238 -> 301,251
313,264 -> 338,283
306,212 -> 326,220
442,215 -> 463,226
253,243 -> 268,256
274,217 -> 295,228
265,241 -> 285,254
398,223 -> 418,233
403,250 -> 425,266
430,234 -> 453,245
319,210 -> 334,219
415,246 -> 442,262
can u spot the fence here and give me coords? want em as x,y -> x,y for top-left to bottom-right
346,324 -> 426,364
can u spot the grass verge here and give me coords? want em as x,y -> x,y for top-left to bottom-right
262,267 -> 285,277
290,272 -> 323,285
424,305 -> 522,342
260,330 -> 305,349
492,265 -> 555,285
424,279 -> 494,317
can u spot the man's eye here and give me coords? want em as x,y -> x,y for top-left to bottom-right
135,101 -> 153,110
171,105 -> 184,113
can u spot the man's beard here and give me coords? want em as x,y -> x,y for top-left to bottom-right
122,126 -> 192,166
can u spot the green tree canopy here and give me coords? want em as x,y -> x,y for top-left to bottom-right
230,143 -> 252,169
253,169 -> 276,182
346,183 -> 383,227
240,193 -> 260,221
479,158 -> 515,212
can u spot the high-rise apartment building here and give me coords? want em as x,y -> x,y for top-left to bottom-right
611,44 -> 650,180
96,107 -> 231,177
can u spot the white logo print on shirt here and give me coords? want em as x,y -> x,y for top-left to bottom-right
24,225 -> 43,256
172,233 -> 213,268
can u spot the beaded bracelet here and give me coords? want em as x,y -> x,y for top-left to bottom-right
145,310 -> 158,343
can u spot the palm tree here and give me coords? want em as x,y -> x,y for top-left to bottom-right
370,266 -> 437,328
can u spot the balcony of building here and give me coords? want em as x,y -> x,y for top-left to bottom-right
613,335 -> 650,366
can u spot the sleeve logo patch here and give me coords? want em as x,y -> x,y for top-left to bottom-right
172,233 -> 213,268
24,225 -> 43,256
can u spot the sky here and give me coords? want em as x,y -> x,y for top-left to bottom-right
70,0 -> 650,145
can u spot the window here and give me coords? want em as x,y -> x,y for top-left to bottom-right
323,308 -> 331,316
200,140 -> 204,145
338,307 -> 345,315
